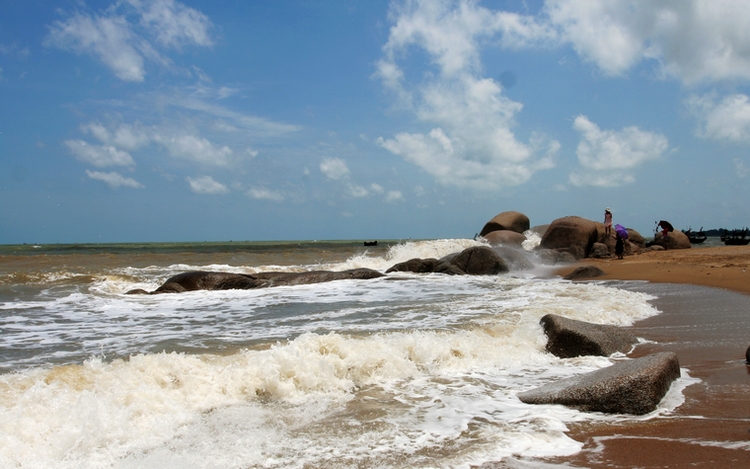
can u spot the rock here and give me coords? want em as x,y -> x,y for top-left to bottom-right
626,229 -> 645,248
482,230 -> 527,247
651,230 -> 692,250
450,246 -> 509,275
479,211 -> 530,236
154,271 -> 266,293
517,352 -> 681,415
137,268 -> 385,294
540,216 -> 599,260
535,249 -> 576,265
492,246 -> 535,271
386,258 -> 440,273
589,242 -> 611,258
540,314 -> 637,358
563,266 -> 606,281
746,345 -> 750,364
254,268 -> 385,286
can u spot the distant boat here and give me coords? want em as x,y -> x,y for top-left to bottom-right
682,227 -> 707,244
720,228 -> 750,246
363,241 -> 378,246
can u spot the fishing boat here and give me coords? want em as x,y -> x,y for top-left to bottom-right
363,241 -> 378,246
682,227 -> 707,244
720,228 -> 750,246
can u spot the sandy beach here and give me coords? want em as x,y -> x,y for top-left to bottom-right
546,245 -> 750,468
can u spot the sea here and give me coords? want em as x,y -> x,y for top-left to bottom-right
0,237 -> 696,469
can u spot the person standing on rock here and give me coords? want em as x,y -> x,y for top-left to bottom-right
604,208 -> 613,237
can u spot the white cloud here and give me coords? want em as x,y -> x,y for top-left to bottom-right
687,93 -> 750,143
65,140 -> 136,167
81,122 -> 150,151
370,183 -> 385,194
377,0 -> 559,191
247,188 -> 285,202
186,175 -> 228,194
347,183 -> 370,198
128,0 -> 213,49
384,190 -> 404,203
152,133 -> 232,165
544,0 -> 750,84
86,170 -> 144,188
45,0 -> 213,82
47,13 -> 146,81
320,157 -> 350,180
570,115 -> 669,187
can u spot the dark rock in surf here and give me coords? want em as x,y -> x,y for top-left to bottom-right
540,314 -> 638,358
386,258 -> 440,274
155,271 -> 266,293
129,268 -> 385,294
746,345 -> 750,364
491,246 -> 534,271
450,246 -> 509,275
517,352 -> 681,415
563,266 -> 606,280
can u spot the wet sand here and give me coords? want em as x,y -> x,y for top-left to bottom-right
543,246 -> 750,468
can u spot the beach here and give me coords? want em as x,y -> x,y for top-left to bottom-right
547,245 -> 750,468
1,240 -> 749,467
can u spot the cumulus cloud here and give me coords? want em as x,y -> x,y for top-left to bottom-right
687,93 -> 750,143
247,187 -> 285,202
45,0 -> 213,81
86,170 -> 144,188
152,133 -> 232,165
544,0 -> 750,84
320,157 -> 350,180
82,122 -> 150,151
186,175 -> 228,194
384,190 -> 404,203
65,140 -> 136,167
377,0 -> 559,191
569,115 -> 669,187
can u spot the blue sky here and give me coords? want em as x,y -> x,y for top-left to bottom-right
2,0 -> 750,243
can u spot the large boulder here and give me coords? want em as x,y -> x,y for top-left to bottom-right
479,211 -> 530,236
535,249 -> 576,265
517,352 -> 681,415
626,229 -> 645,248
588,242 -> 610,258
450,246 -> 509,275
482,230 -> 527,247
540,216 -> 599,260
540,314 -> 638,358
651,230 -> 691,250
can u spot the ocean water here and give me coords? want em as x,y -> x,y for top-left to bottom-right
0,238 -> 692,468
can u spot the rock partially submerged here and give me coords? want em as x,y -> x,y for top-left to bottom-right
563,265 -> 606,280
541,314 -> 638,358
127,268 -> 385,294
517,352 -> 681,415
387,245 -> 514,275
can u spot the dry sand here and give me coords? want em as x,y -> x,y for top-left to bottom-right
539,245 -> 750,468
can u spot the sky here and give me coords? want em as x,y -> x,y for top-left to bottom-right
2,0 -> 750,244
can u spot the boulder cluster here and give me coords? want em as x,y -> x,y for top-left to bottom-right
479,210 -> 690,262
